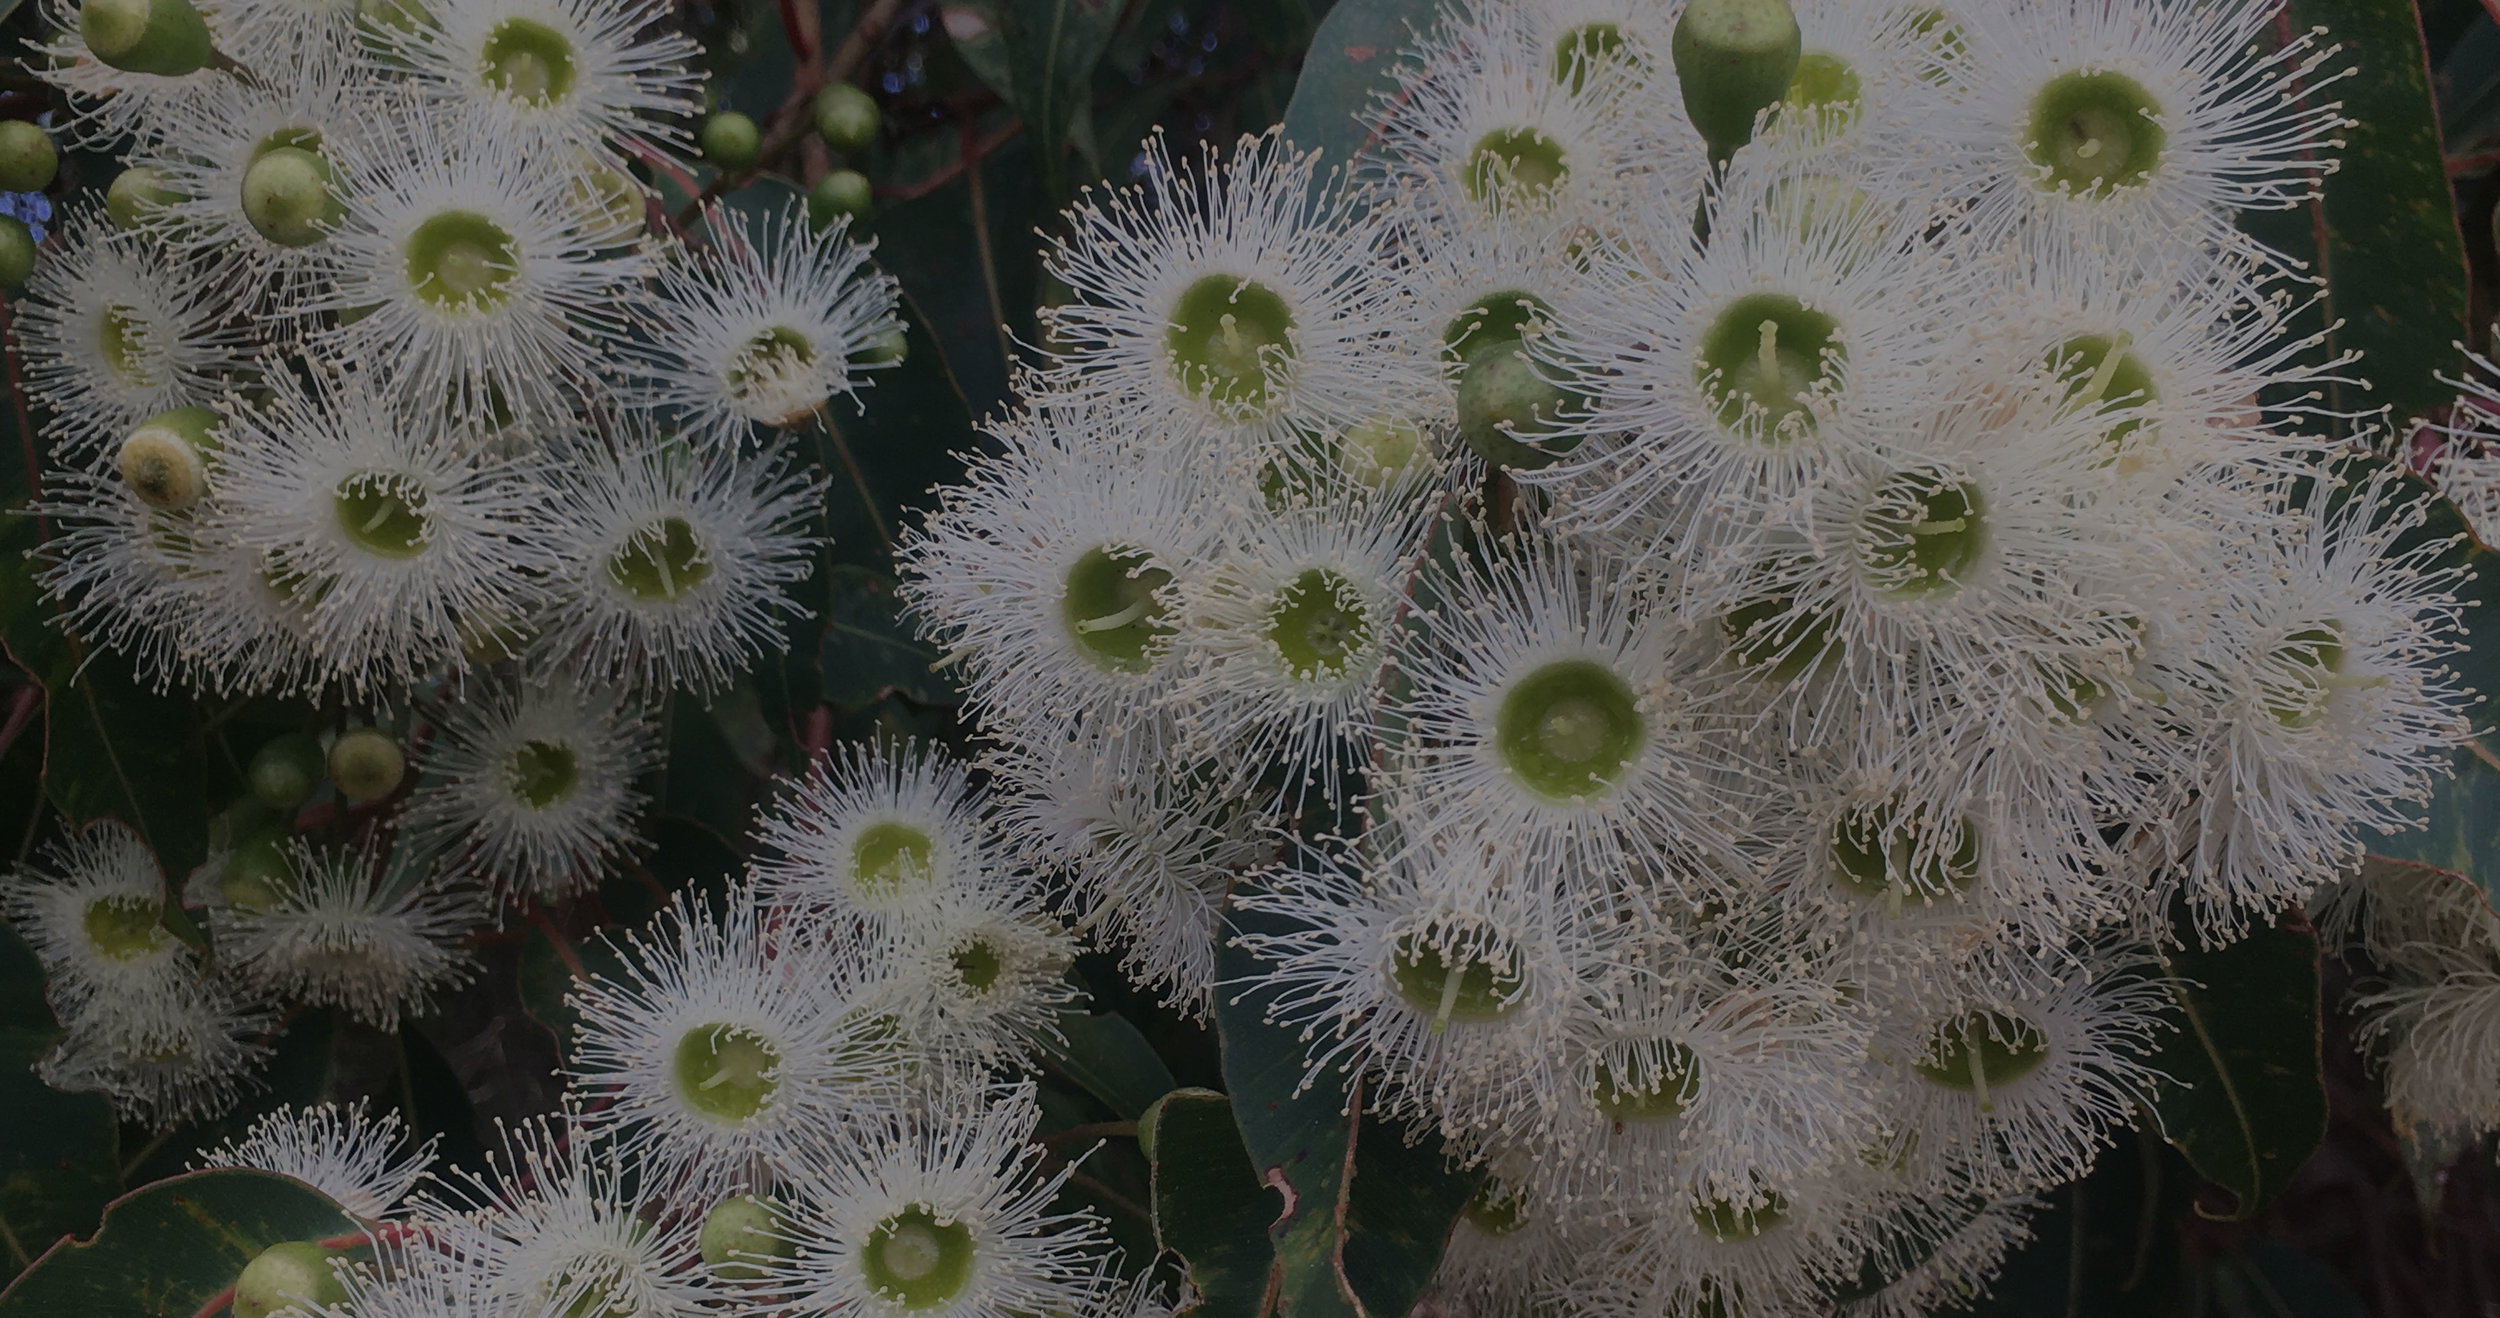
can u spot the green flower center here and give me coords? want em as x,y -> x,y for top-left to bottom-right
672,1023 -> 782,1122
1464,126 -> 1569,209
861,1206 -> 976,1309
1390,930 -> 1525,1029
333,471 -> 432,559
98,303 -> 156,387
1551,22 -> 1628,93
1691,1192 -> 1788,1243
506,738 -> 580,810
82,894 -> 167,960
1059,545 -> 1174,673
1829,800 -> 1979,904
1697,293 -> 1843,441
1442,287 -> 1555,364
405,209 -> 519,310
1856,468 -> 1986,599
479,17 -> 579,106
2025,70 -> 2165,198
1265,568 -> 1372,681
949,936 -> 1004,995
2043,332 -> 2157,447
1590,1042 -> 1702,1122
726,326 -> 820,418
1164,274 -> 1296,413
1462,1181 -> 1528,1236
1494,659 -> 1644,801
1915,1010 -> 2049,1100
607,515 -> 714,603
852,821 -> 934,894
1783,50 -> 1863,124
2263,621 -> 2347,729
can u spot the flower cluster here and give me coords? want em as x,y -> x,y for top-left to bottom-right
10,0 -> 909,1126
899,0 -> 2474,1311
195,745 -> 1156,1318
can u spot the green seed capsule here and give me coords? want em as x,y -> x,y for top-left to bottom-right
329,727 -> 405,804
807,169 -> 873,231
701,112 -> 761,170
107,166 -> 184,230
0,122 -> 59,193
0,216 -> 35,288
813,82 -> 879,153
80,0 -> 217,77
1672,0 -> 1803,162
248,732 -> 327,810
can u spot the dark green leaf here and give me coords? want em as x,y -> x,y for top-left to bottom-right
2147,907 -> 2327,1220
2366,748 -> 2500,909
987,0 -> 1123,202
1145,1088 -> 1275,1318
819,290 -> 979,574
1339,1105 -> 1480,1318
1043,1010 -> 1179,1120
1215,875 -> 1356,1318
871,140 -> 1043,418
0,923 -> 117,1276
820,565 -> 958,708
1278,0 -> 1411,174
0,1170 -> 356,1318
2243,0 -> 2471,430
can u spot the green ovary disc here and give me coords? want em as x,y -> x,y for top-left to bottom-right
860,1205 -> 976,1309
404,209 -> 520,310
1059,545 -> 1175,673
1163,274 -> 1295,413
607,515 -> 714,603
1464,126 -> 1569,209
1855,468 -> 1985,600
1265,568 -> 1372,680
333,472 -> 433,559
1494,659 -> 1645,801
1914,1010 -> 2049,1091
479,17 -> 579,106
1696,293 -> 1843,442
2025,70 -> 2165,198
672,1023 -> 783,1122
1389,929 -> 1525,1024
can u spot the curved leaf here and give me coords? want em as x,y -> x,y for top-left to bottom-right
1044,1010 -> 1179,1121
1279,0 -> 1414,174
0,1170 -> 357,1318
1146,1088 -> 1274,1318
2147,908 -> 2328,1220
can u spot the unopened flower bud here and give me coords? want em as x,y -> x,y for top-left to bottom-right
0,121 -> 58,193
1672,0 -> 1802,162
807,169 -> 872,231
701,112 -> 761,170
813,82 -> 879,153
80,0 -> 217,77
329,726 -> 405,804
118,406 -> 221,511
242,146 -> 341,248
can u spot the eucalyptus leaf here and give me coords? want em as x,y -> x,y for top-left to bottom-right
1279,0 -> 1413,173
1145,1088 -> 1275,1318
0,1170 -> 357,1318
2147,908 -> 2328,1221
1044,1009 -> 1179,1120
2240,0 -> 2471,430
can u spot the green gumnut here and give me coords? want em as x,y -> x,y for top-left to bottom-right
700,1195 -> 793,1280
807,169 -> 872,231
0,121 -> 59,193
814,82 -> 879,153
1672,0 -> 1803,161
0,216 -> 34,288
329,727 -> 405,804
248,731 -> 327,810
242,146 -> 340,247
1456,342 -> 1582,471
701,111 -> 761,169
233,1241 -> 346,1318
80,0 -> 217,77
221,837 -> 295,914
108,165 -> 183,230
